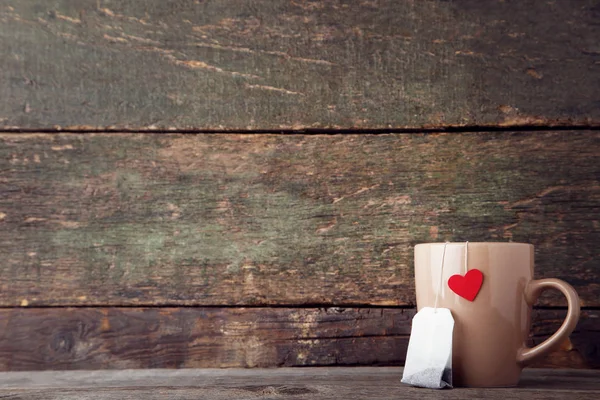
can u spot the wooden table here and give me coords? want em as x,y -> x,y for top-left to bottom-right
1,368 -> 599,399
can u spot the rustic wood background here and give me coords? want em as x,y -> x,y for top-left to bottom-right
0,0 -> 599,371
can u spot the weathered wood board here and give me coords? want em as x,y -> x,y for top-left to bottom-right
0,308 -> 597,371
1,132 -> 598,307
1,368 -> 599,399
1,0 -> 599,130
1,368 -> 600,399
2,367 -> 599,391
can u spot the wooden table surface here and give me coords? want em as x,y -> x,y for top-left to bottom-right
1,367 -> 599,399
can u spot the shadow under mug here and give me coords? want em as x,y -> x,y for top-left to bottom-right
414,242 -> 580,387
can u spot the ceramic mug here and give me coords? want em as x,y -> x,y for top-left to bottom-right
414,242 -> 580,387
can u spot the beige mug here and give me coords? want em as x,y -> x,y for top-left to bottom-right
414,242 -> 580,387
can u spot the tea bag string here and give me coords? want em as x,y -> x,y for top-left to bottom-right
433,242 -> 449,311
464,241 -> 469,273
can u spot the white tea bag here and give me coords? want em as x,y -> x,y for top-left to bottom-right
401,307 -> 454,389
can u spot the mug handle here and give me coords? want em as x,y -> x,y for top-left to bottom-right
517,278 -> 580,365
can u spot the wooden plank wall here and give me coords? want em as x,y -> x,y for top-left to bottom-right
0,0 -> 599,370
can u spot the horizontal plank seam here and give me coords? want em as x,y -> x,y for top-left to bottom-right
1,125 -> 600,135
0,305 -> 596,310
292,362 -> 404,367
284,334 -> 410,340
0,304 -> 416,310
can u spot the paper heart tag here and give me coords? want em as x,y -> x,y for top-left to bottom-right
448,269 -> 483,301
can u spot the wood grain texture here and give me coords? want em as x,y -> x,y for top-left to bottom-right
1,132 -> 598,307
1,368 -> 600,400
0,308 -> 597,371
1,0 -> 599,130
2,367 -> 600,390
0,307 -> 411,370
6,387 -> 596,400
530,309 -> 600,369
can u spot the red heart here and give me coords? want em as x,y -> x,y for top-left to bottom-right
448,269 -> 484,301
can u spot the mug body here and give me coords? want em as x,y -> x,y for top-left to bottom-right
414,242 -> 534,387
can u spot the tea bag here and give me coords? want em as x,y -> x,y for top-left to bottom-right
401,307 -> 454,389
402,242 -> 455,389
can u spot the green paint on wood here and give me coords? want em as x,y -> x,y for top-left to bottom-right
0,132 -> 598,306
